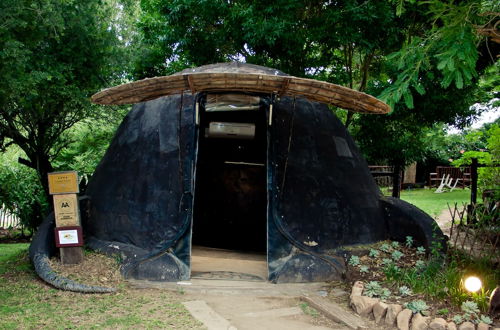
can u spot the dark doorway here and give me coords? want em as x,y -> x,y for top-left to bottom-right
192,93 -> 268,252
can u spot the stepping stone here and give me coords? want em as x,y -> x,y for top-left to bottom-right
183,300 -> 237,330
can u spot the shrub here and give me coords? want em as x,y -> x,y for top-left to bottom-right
0,148 -> 48,233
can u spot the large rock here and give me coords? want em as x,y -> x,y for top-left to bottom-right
411,313 -> 430,330
350,295 -> 379,317
458,322 -> 475,330
386,304 -> 403,327
429,318 -> 447,330
446,322 -> 457,330
373,301 -> 388,323
477,323 -> 490,330
351,281 -> 364,298
397,308 -> 413,330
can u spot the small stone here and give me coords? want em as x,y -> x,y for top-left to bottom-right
385,304 -> 403,327
477,323 -> 490,330
373,301 -> 388,323
429,318 -> 447,330
350,295 -> 379,317
446,322 -> 457,330
458,322 -> 475,330
351,281 -> 364,298
397,308 -> 412,330
411,313 -> 430,330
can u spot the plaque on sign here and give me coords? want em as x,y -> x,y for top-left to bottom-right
53,194 -> 80,227
48,171 -> 79,195
54,226 -> 83,247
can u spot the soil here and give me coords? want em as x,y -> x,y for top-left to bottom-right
48,251 -> 123,288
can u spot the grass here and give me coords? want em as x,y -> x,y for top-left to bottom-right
396,188 -> 471,217
0,243 -> 202,329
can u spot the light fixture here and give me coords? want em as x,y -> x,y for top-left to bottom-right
464,276 -> 482,293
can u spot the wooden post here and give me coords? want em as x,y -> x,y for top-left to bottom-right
470,158 -> 478,205
48,171 -> 84,264
392,164 -> 401,198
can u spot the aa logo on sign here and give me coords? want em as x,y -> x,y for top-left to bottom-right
61,202 -> 71,208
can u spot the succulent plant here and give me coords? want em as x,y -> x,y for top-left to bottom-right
380,288 -> 391,300
380,243 -> 391,253
461,301 -> 480,315
364,281 -> 382,297
415,260 -> 426,269
452,315 -> 463,324
391,250 -> 404,261
381,258 -> 393,265
405,236 -> 414,247
359,265 -> 369,273
368,249 -> 379,258
391,241 -> 400,249
416,246 -> 426,255
399,286 -> 412,296
348,255 -> 360,266
478,315 -> 492,325
405,300 -> 429,314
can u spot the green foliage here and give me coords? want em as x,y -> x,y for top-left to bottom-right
453,124 -> 500,196
359,265 -> 369,273
385,253 -> 499,313
0,147 -> 48,231
52,112 -> 127,180
0,0 -> 130,196
379,0 -> 497,109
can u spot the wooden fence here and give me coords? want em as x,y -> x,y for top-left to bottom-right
447,202 -> 499,263
0,207 -> 20,229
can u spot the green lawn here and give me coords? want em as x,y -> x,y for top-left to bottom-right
398,188 -> 471,217
0,243 -> 201,330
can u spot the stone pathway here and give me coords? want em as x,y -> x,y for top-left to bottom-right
130,278 -> 373,329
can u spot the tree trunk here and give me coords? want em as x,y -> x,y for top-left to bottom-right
19,151 -> 54,201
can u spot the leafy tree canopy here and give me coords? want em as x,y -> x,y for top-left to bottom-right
0,0 -> 130,197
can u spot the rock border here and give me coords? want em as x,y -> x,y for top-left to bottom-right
349,281 -> 493,330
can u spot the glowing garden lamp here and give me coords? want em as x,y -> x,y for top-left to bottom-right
464,276 -> 482,293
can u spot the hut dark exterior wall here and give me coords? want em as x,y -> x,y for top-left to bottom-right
80,92 -> 443,283
84,94 -> 196,280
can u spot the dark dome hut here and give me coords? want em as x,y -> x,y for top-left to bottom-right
30,63 -> 444,289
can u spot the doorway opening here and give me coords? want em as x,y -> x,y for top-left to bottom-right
191,93 -> 268,279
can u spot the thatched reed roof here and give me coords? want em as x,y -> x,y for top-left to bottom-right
91,63 -> 390,114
